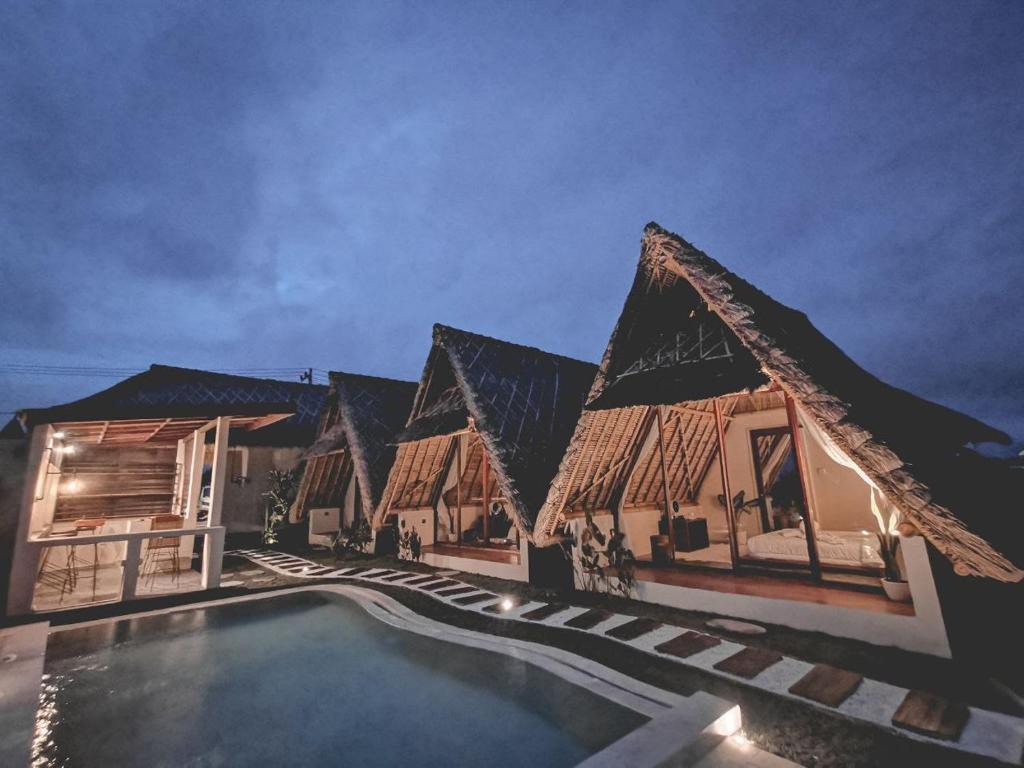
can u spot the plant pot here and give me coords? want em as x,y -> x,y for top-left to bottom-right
882,578 -> 912,603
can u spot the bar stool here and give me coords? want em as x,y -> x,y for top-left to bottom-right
142,515 -> 185,589
69,518 -> 105,599
36,525 -> 80,602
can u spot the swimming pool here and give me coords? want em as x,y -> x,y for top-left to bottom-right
34,589 -> 651,767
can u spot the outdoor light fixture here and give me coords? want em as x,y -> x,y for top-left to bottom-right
53,431 -> 65,439
57,445 -> 76,456
65,478 -> 81,494
500,598 -> 514,612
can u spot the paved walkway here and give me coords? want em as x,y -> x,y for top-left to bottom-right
232,549 -> 1024,766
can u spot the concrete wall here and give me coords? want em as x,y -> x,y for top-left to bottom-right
219,446 -> 304,534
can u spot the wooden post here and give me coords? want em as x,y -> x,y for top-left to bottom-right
455,433 -> 463,546
655,405 -> 674,558
714,398 -> 740,569
784,393 -> 822,581
207,416 -> 230,529
481,443 -> 490,545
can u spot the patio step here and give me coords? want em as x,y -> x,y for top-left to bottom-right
713,646 -> 783,679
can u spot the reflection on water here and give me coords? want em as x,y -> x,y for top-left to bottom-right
37,592 -> 645,767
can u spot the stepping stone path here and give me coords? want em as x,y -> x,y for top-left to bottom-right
435,586 -> 478,597
714,646 -> 784,679
453,592 -> 496,605
564,608 -> 612,630
789,664 -> 864,707
892,689 -> 970,741
228,549 -> 1024,765
482,596 -> 527,614
521,603 -> 569,621
655,631 -> 721,659
606,617 -> 661,641
422,580 -> 460,592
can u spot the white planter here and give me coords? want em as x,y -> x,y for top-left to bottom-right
882,578 -> 912,603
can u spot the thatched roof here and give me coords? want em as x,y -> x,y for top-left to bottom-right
537,223 -> 1021,582
18,365 -> 327,447
305,371 -> 417,513
377,324 -> 597,534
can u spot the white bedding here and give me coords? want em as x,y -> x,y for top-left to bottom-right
746,529 -> 882,567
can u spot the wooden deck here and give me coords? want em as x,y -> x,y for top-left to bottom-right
422,542 -> 520,565
635,563 -> 915,617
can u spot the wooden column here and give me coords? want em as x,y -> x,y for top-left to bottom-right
455,433 -> 463,546
655,405 -> 674,557
713,398 -> 740,569
784,393 -> 822,581
481,443 -> 490,545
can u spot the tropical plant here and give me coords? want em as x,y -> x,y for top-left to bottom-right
715,490 -> 761,527
331,518 -> 373,557
876,532 -> 903,582
397,519 -> 422,562
576,511 -> 638,599
262,469 -> 298,545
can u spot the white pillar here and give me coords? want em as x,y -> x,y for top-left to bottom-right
185,429 -> 205,520
173,438 -> 187,515
207,416 -> 229,529
201,526 -> 225,590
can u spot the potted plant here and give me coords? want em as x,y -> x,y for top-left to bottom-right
877,532 -> 911,602
716,490 -> 760,546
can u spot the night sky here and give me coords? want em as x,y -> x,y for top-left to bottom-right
2,1 -> 1022,445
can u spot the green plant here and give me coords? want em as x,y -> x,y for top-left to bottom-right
876,532 -> 903,582
262,469 -> 298,545
576,511 -> 638,599
397,519 -> 422,562
331,518 -> 372,557
716,490 -> 761,528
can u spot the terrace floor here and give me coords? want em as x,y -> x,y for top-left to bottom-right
31,561 -> 203,613
423,542 -> 521,564
634,564 -> 914,617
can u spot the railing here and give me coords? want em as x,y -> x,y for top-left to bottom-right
9,526 -> 225,614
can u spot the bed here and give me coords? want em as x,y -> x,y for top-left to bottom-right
745,528 -> 883,567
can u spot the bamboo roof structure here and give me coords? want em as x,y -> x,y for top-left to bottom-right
17,365 -> 326,446
302,371 -> 417,515
375,324 -> 597,535
535,223 -> 1022,582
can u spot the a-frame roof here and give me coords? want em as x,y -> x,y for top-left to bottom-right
19,364 -> 328,447
539,222 -> 1021,581
388,324 -> 598,533
306,371 -> 418,513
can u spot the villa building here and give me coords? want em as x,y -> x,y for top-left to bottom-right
373,324 -> 596,585
3,365 -> 324,616
532,223 -> 1023,659
295,371 -> 417,547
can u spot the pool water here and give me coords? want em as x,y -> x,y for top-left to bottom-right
35,591 -> 647,767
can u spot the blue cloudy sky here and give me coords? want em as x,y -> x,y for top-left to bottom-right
2,1 -> 1022,443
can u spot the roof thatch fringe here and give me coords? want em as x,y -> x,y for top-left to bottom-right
637,222 -> 1020,582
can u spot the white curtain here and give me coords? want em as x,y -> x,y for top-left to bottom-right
799,411 -> 900,534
